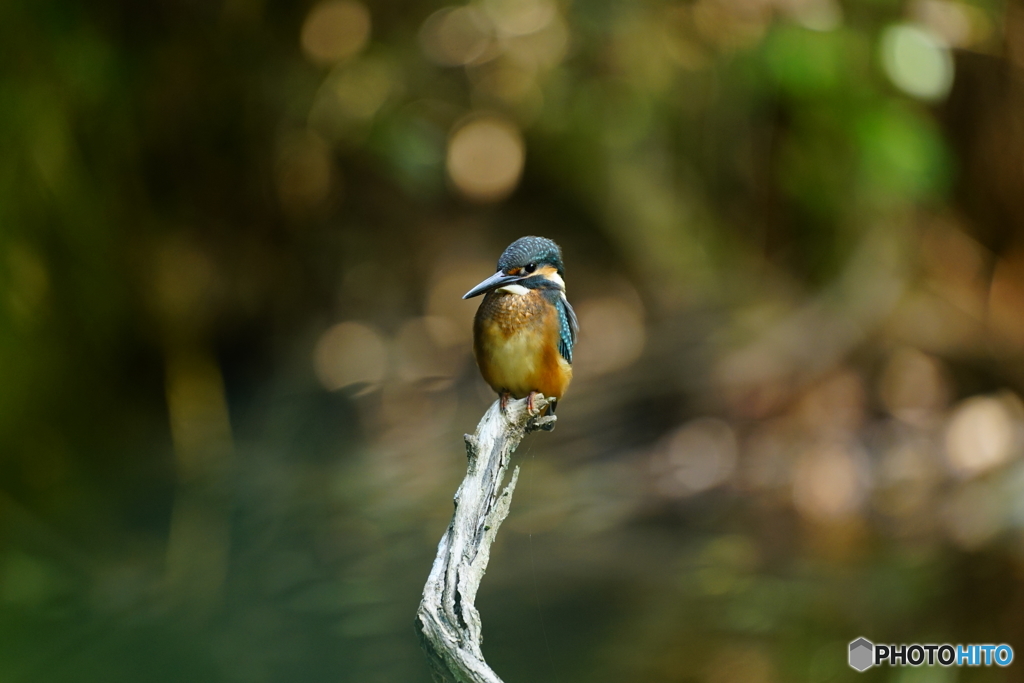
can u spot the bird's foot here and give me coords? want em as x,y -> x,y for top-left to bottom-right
498,391 -> 557,431
526,391 -> 541,417
524,392 -> 557,431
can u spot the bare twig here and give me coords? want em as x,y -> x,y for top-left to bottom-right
416,395 -> 556,683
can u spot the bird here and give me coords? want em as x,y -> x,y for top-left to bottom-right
463,236 -> 578,415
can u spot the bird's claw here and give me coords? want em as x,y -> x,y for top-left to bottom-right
526,391 -> 541,417
498,391 -> 556,431
525,391 -> 556,431
528,414 -> 557,432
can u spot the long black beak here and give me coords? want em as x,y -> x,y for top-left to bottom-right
462,271 -> 524,299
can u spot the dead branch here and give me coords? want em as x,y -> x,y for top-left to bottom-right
416,395 -> 556,683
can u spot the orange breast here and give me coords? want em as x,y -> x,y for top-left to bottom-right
473,290 -> 573,399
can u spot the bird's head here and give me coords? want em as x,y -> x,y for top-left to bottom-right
462,236 -> 566,299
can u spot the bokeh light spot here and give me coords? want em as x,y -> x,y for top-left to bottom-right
789,0 -> 843,32
483,0 -> 556,36
792,444 -> 870,521
879,347 -> 949,426
880,23 -> 954,101
656,418 -> 738,495
912,0 -> 990,49
419,7 -> 494,67
446,116 -> 524,202
327,57 -> 397,121
502,13 -> 569,69
945,395 -> 1017,478
795,370 -> 865,438
301,0 -> 371,66
313,321 -> 388,391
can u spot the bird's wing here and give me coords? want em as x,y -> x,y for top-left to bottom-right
557,293 -> 578,364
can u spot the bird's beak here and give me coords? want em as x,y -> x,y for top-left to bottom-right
462,271 -> 524,299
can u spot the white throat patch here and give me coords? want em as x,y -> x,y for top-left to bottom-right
496,284 -> 530,295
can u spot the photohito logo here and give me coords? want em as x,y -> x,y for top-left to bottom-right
849,638 -> 874,672
848,637 -> 1014,671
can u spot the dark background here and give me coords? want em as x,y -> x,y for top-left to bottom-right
2,0 -> 1023,681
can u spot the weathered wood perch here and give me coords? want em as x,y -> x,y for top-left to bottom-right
416,395 -> 556,683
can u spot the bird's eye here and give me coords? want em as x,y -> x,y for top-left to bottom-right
524,263 -> 536,274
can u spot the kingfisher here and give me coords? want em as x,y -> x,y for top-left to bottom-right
463,236 -> 578,415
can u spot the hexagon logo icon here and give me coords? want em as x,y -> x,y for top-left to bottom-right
849,638 -> 874,672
